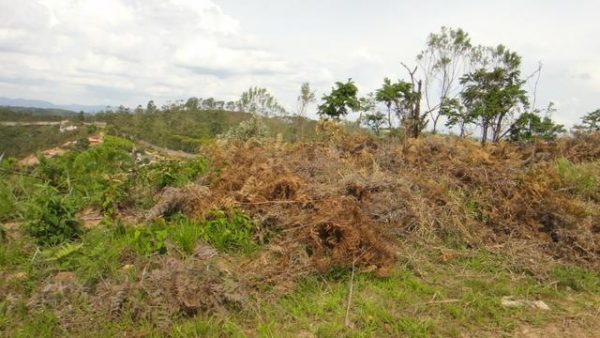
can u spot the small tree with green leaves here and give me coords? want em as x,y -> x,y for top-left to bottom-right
574,109 -> 600,133
509,111 -> 565,142
376,78 -> 406,130
440,97 -> 473,137
364,112 -> 386,135
460,45 -> 528,144
318,79 -> 360,120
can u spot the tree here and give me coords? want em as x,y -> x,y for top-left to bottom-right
318,79 -> 360,120
509,111 -> 565,142
184,97 -> 200,111
460,45 -> 528,144
364,112 -> 386,135
574,109 -> 600,132
297,82 -> 316,117
417,27 -> 474,133
225,101 -> 236,111
237,87 -> 286,117
296,82 -> 316,140
440,97 -> 473,137
375,78 -> 407,130
400,63 -> 427,138
146,100 -> 157,114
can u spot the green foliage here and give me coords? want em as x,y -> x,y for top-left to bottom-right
202,210 -> 257,253
170,216 -> 204,256
318,79 -> 360,120
440,97 -> 473,137
25,186 -> 82,246
41,242 -> 84,262
550,265 -> 600,292
222,114 -> 270,141
556,158 -> 598,199
460,45 -> 529,144
0,180 -> 16,221
509,109 -> 565,142
0,125 -> 87,158
0,106 -> 76,121
574,109 -> 600,133
375,77 -> 411,129
364,111 -> 386,135
237,87 -> 286,117
417,26 -> 473,133
131,225 -> 169,255
141,160 -> 197,190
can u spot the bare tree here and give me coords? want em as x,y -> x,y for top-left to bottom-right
417,27 -> 475,133
296,82 -> 316,140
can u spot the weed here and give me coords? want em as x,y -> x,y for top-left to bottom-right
169,215 -> 203,256
25,185 -> 82,246
550,265 -> 600,292
202,210 -> 258,253
131,224 -> 169,256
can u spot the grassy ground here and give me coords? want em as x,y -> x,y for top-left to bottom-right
1,222 -> 598,337
2,134 -> 600,337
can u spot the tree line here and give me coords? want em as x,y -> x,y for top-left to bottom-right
314,27 -> 583,144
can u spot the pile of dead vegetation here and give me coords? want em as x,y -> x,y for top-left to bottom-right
144,133 -> 599,283
21,133 -> 597,333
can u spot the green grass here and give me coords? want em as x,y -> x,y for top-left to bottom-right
556,158 -> 599,199
1,234 -> 599,337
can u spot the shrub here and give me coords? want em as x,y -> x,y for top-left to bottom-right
202,210 -> 257,253
25,186 -> 82,246
222,115 -> 269,141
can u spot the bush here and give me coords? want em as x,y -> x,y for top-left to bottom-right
222,115 -> 269,141
202,210 -> 257,253
25,186 -> 82,246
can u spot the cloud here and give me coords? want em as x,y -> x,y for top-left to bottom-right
0,0 -> 598,125
0,0 -> 293,106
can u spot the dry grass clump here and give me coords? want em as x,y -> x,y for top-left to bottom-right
93,244 -> 243,330
145,184 -> 212,221
198,133 -> 600,275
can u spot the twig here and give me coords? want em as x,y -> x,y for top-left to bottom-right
30,247 -> 40,263
344,259 -> 356,328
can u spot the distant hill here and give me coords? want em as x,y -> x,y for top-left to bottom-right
0,106 -> 78,121
0,97 -> 107,113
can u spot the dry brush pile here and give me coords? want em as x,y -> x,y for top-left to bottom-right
16,133 -> 600,333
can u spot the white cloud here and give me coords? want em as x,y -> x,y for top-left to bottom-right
0,0 -> 293,106
0,0 -> 598,125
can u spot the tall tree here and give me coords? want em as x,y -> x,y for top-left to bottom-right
237,87 -> 286,117
460,45 -> 528,144
417,27 -> 474,133
400,63 -> 427,138
318,79 -> 360,120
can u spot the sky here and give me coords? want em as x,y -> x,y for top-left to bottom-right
0,0 -> 598,127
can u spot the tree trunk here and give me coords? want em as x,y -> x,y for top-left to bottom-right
481,120 -> 489,145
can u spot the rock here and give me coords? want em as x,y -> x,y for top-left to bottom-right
501,296 -> 550,311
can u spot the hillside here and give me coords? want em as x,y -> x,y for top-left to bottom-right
1,130 -> 598,337
0,97 -> 106,113
0,106 -> 78,121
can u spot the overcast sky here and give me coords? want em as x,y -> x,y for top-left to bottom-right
0,0 -> 598,126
